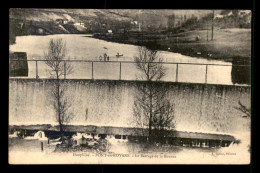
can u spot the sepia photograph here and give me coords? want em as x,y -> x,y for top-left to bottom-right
9,8 -> 251,164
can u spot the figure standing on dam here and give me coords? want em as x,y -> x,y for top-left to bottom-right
104,53 -> 107,61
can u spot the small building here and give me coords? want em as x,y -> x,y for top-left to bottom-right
79,22 -> 85,27
131,21 -> 138,25
238,10 -> 251,24
38,28 -> 44,34
55,19 -> 68,25
214,14 -> 224,19
227,11 -> 233,16
63,19 -> 68,24
74,22 -> 85,27
238,10 -> 251,18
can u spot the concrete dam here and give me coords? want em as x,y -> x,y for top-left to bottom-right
9,79 -> 251,135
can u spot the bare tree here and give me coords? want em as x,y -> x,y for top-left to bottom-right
133,46 -> 175,143
44,38 -> 73,143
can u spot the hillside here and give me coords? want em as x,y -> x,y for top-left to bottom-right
10,9 -> 249,37
9,9 -> 216,29
10,9 -> 214,22
9,9 -> 214,44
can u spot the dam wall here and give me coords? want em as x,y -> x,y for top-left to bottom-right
9,79 -> 251,134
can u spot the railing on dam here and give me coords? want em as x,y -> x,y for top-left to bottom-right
9,59 -> 251,85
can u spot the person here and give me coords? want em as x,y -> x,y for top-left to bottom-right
104,53 -> 107,61
107,56 -> 109,61
99,55 -> 102,61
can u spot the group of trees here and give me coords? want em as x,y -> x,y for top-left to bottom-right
181,16 -> 199,30
45,39 -> 175,145
90,15 -> 133,34
200,10 -> 251,29
9,19 -> 33,45
166,10 -> 251,36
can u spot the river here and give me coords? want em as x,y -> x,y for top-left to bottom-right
9,34 -> 236,85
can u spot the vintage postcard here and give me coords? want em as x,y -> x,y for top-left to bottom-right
9,9 -> 251,164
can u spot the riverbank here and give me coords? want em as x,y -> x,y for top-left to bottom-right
92,28 -> 251,63
9,136 -> 249,164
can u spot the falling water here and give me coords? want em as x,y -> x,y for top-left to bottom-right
9,79 -> 250,134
